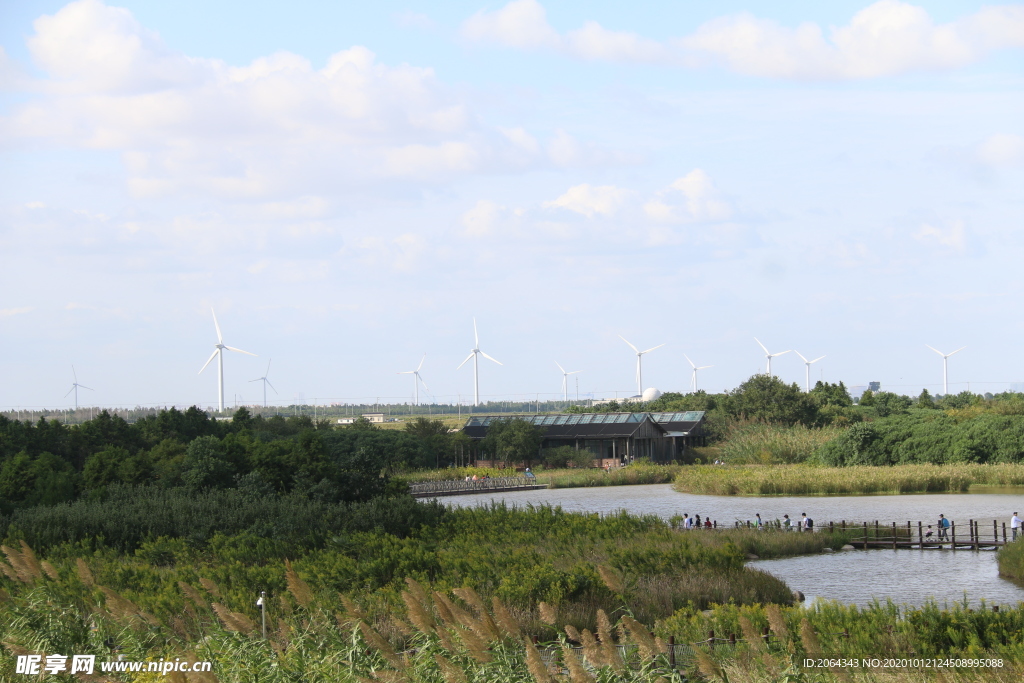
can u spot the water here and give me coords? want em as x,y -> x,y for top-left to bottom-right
432,484 -> 1024,607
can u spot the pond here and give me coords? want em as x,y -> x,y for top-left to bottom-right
432,484 -> 1024,607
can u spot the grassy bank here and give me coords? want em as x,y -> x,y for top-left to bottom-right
998,538 -> 1024,581
716,422 -> 847,464
404,462 -> 682,488
674,463 -> 1024,496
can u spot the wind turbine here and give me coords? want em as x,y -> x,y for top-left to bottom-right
794,351 -> 825,392
683,355 -> 713,393
619,336 -> 665,397
249,359 -> 277,408
398,354 -> 429,406
199,308 -> 256,412
754,338 -> 791,376
926,345 -> 965,395
64,365 -> 93,410
555,362 -> 581,402
457,318 -> 502,406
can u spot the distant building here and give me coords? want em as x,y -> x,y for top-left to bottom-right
868,381 -> 881,392
337,417 -> 356,424
462,411 -> 707,464
362,413 -> 385,423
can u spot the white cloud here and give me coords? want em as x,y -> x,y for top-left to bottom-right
976,133 -> 1024,167
914,221 -> 967,252
544,184 -> 631,217
461,0 -> 561,50
461,0 -> 1024,79
3,0 -> 554,203
0,307 -> 33,318
644,170 -> 732,223
462,200 -> 506,236
461,0 -> 669,63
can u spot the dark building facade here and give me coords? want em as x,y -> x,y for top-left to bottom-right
461,411 -> 706,464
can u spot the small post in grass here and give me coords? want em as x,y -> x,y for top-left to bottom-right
257,591 -> 266,639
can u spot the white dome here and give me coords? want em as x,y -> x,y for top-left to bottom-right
641,387 -> 662,401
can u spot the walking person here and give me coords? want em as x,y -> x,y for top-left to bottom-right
782,514 -> 792,531
755,513 -> 763,530
683,513 -> 692,529
800,513 -> 813,532
1012,512 -> 1022,541
938,514 -> 950,540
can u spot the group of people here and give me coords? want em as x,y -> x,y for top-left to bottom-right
776,513 -> 814,531
679,513 -> 714,529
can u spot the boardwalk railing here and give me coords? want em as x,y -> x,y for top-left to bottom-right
409,476 -> 547,497
725,518 -> 1016,551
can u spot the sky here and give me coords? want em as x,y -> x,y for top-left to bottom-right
1,0 -> 1023,411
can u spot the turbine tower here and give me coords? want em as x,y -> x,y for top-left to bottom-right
64,365 -> 93,410
457,318 -> 502,406
926,345 -> 965,395
683,355 -> 712,393
199,308 -> 256,412
619,336 -> 665,397
755,338 -> 791,376
398,354 -> 429,406
794,351 -> 825,392
555,362 -> 581,402
249,359 -> 277,408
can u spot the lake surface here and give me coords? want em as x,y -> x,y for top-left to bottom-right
433,484 -> 1024,607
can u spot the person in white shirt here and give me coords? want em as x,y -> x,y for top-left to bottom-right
1012,512 -> 1022,541
683,513 -> 692,529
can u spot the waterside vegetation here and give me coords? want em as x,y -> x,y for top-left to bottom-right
674,463 -> 1024,497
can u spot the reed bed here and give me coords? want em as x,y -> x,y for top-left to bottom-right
997,538 -> 1024,581
405,463 -> 682,488
674,463 -> 1024,496
718,422 -> 847,464
2,543 -> 1021,682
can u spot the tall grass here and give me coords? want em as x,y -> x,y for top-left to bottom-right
674,463 -> 1024,496
404,463 -> 682,488
718,422 -> 847,464
997,538 -> 1024,580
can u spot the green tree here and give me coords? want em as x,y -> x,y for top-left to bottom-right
918,389 -> 937,409
484,417 -> 544,466
181,435 -> 235,489
873,392 -> 912,418
729,374 -> 817,426
82,446 -> 131,490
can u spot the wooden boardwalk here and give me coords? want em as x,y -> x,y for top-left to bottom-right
409,476 -> 547,498
770,519 -> 1016,551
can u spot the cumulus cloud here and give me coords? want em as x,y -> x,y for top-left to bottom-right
461,0 -> 668,63
643,170 -> 732,223
0,307 -> 33,318
976,133 -> 1024,167
461,0 -> 1024,79
462,200 -> 506,236
543,184 -> 631,217
914,221 -> 967,252
2,0 -> 574,203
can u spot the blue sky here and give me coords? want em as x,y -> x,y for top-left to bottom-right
1,0 -> 1023,410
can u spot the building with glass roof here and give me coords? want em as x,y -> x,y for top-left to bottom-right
461,411 -> 706,464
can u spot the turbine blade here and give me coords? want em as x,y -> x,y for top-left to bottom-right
567,370 -> 581,375
418,374 -> 429,393
211,308 -> 223,343
771,350 -> 792,357
640,343 -> 665,355
266,379 -> 278,394
948,346 -> 966,357
925,345 -> 944,356
810,355 -> 826,364
79,384 -> 94,391
72,365 -> 78,382
683,354 -> 696,369
265,358 -> 272,376
64,386 -> 75,398
473,317 -> 479,347
618,335 -> 639,353
697,365 -> 713,370
397,370 -> 414,375
457,351 -> 475,369
794,351 -> 809,363
417,353 -> 426,372
225,345 -> 257,356
199,348 -> 219,374
249,378 -> 262,382
555,361 -> 566,374
480,351 -> 503,366
754,337 -> 770,354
